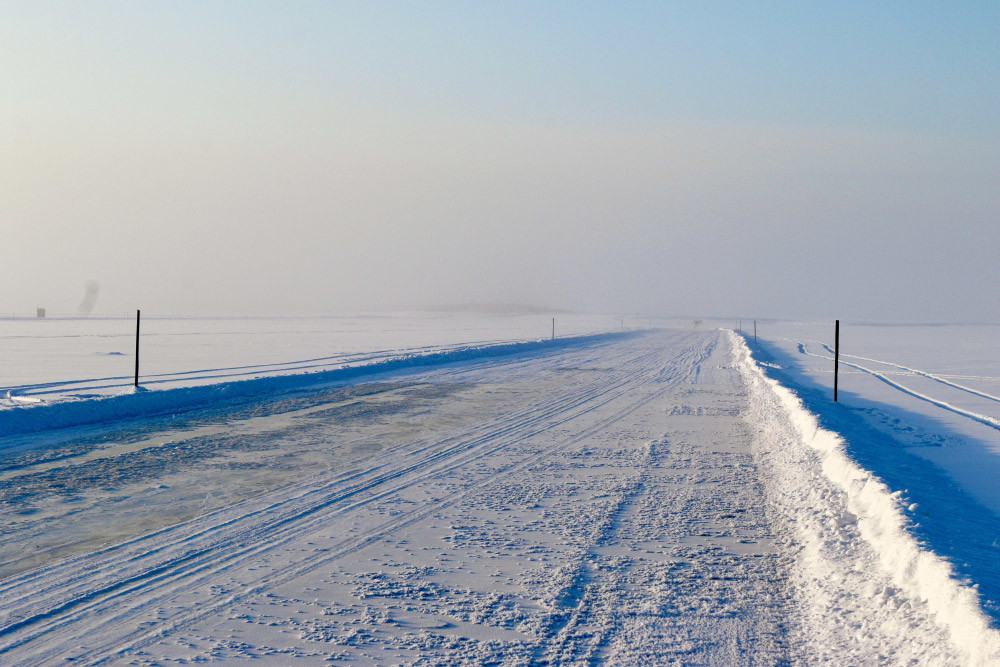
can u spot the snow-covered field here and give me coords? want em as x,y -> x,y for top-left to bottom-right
1,316 -> 999,664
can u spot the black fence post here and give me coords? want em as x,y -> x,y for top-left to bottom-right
834,319 -> 840,402
134,309 -> 141,387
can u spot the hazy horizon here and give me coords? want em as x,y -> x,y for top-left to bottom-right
3,2 -> 997,323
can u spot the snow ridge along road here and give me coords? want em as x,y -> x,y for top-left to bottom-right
736,333 -> 1000,665
0,328 -> 996,664
0,332 -> 627,437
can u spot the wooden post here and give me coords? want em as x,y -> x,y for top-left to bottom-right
834,319 -> 840,402
134,309 -> 141,387
551,317 -> 555,340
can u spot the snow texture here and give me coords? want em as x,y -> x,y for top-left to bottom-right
0,323 -> 996,664
744,320 -> 1000,631
734,332 -> 1000,665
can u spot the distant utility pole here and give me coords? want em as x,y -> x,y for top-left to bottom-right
834,320 -> 840,402
551,317 -> 555,340
134,309 -> 141,387
754,320 -> 757,343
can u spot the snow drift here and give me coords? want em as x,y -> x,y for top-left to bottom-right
733,331 -> 1000,665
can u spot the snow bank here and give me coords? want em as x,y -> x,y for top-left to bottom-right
0,332 -> 632,439
732,331 -> 1000,665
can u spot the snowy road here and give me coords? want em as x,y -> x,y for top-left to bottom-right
1,329 -> 996,664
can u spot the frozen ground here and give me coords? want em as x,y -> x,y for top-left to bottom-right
1,323 -> 998,664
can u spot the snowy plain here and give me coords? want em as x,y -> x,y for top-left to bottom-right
1,314 -> 999,664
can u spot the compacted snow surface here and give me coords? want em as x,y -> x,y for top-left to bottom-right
1,320 -> 998,664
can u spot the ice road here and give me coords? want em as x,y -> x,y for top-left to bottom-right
0,329 -> 996,664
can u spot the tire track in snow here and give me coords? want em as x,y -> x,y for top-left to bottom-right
796,341 -> 1000,431
0,340 -> 631,598
0,346 -> 652,630
530,333 -> 790,665
532,451 -> 652,666
818,342 -> 1000,404
7,342 -> 680,664
530,333 -> 729,665
3,340 -> 516,398
0,334 -> 705,663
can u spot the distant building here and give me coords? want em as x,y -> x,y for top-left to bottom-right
36,307 -> 46,318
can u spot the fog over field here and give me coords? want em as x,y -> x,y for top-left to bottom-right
2,3 -> 998,321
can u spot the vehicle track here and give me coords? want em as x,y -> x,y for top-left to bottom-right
0,338 -> 630,596
796,341 -> 1000,431
107,350 -> 687,665
816,342 -> 1000,405
4,340 -> 510,398
0,332 -> 709,663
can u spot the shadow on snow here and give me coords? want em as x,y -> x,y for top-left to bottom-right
741,333 -> 1000,627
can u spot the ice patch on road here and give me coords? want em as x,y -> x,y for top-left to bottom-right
734,331 -> 1000,665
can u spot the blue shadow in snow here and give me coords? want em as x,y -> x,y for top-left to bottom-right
1,331 -> 643,439
740,333 -> 1000,626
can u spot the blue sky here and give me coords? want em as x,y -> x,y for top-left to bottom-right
2,2 -> 998,319
10,2 -> 995,131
